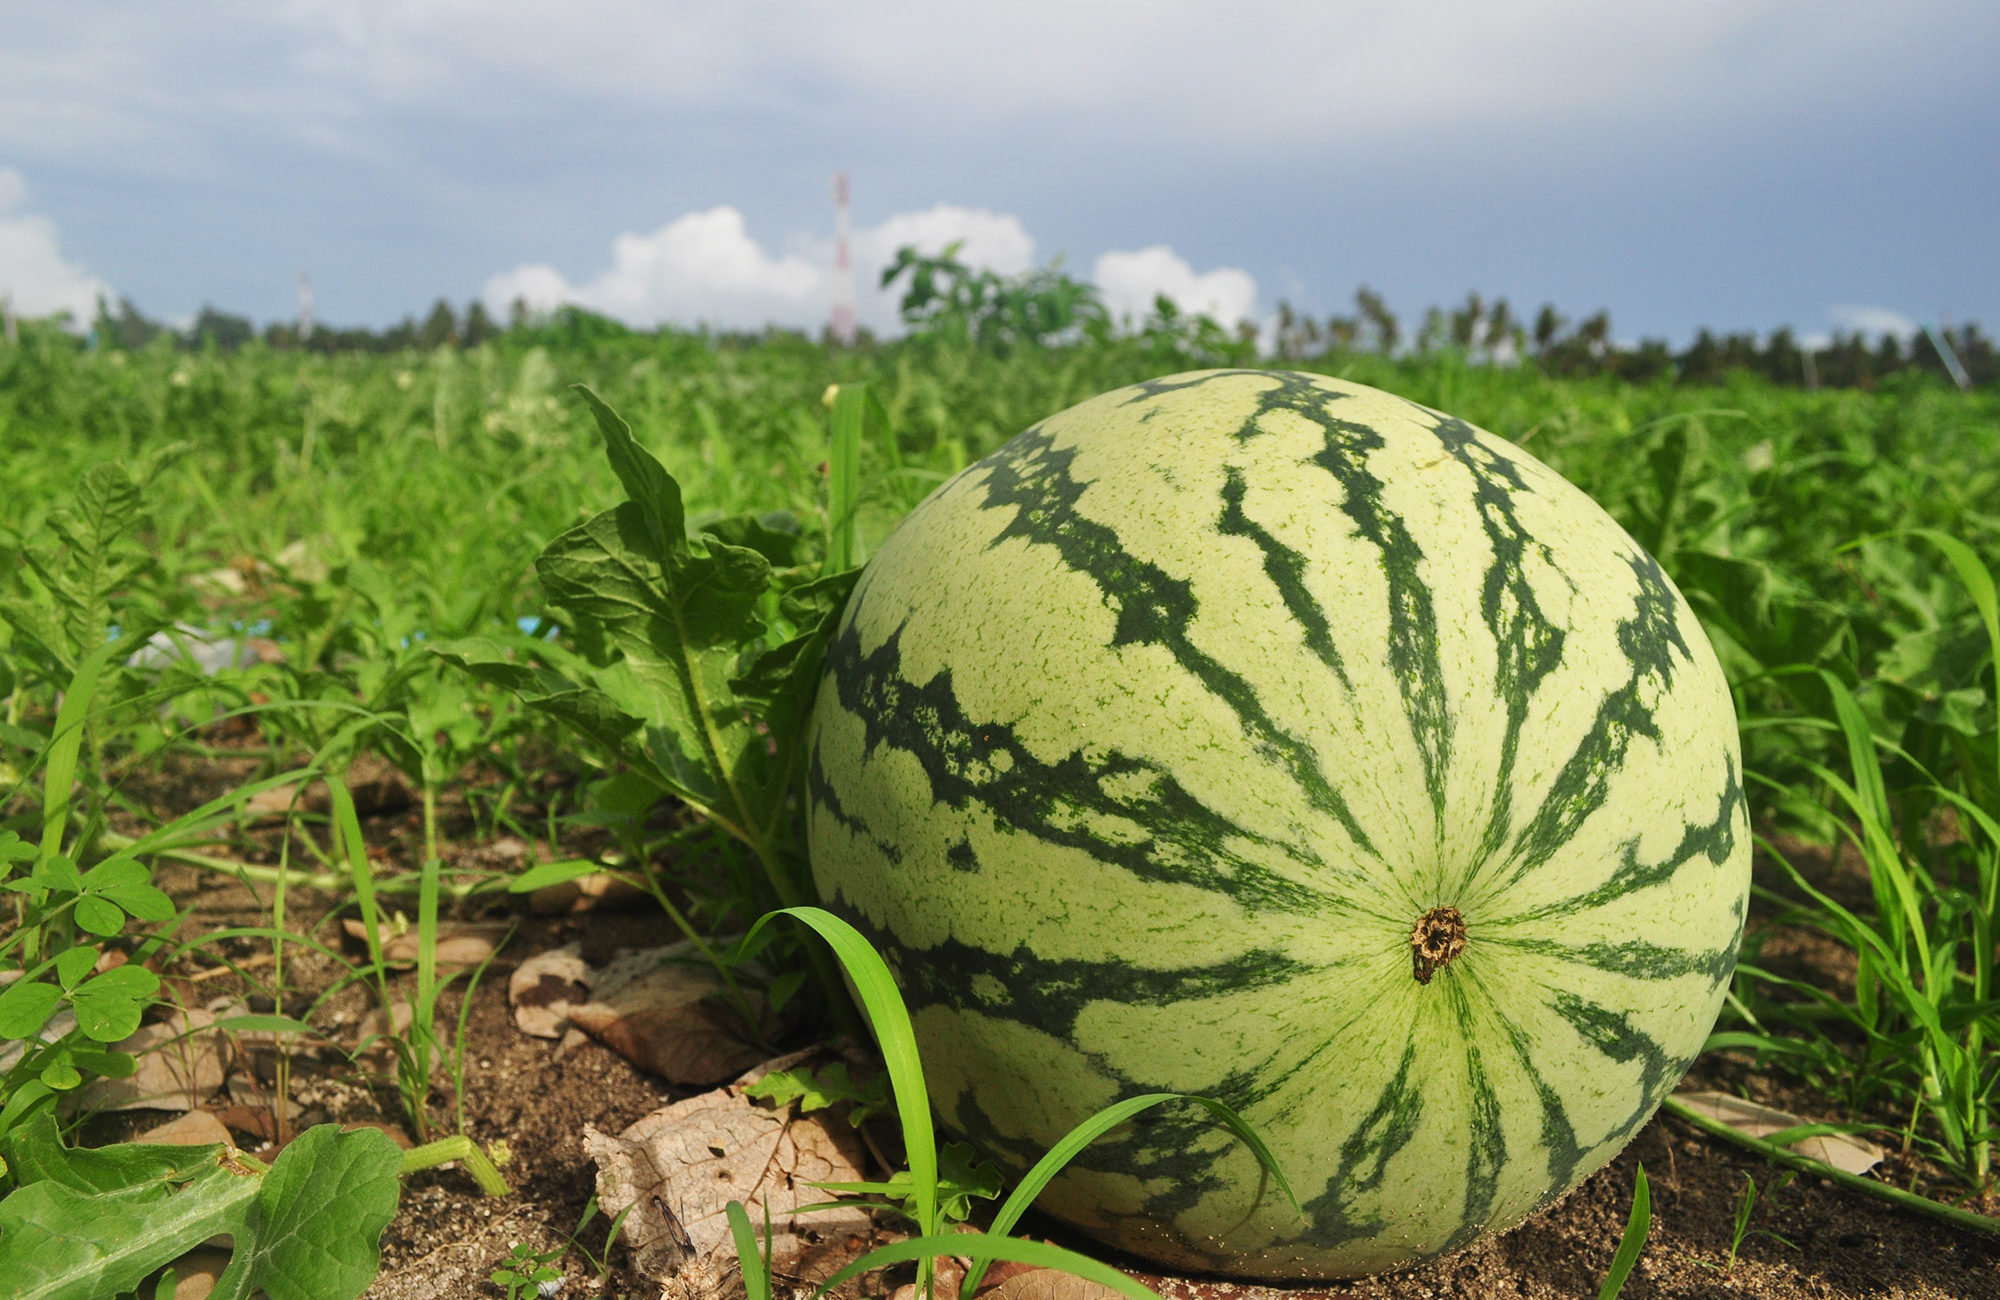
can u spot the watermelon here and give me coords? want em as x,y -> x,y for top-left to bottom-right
805,370 -> 1749,1279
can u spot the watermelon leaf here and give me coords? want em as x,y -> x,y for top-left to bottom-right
0,1115 -> 401,1300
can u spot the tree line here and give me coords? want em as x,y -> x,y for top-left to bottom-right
50,266 -> 1998,391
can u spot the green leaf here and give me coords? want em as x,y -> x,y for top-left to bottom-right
82,857 -> 176,923
539,389 -> 778,828
210,1124 -> 403,1300
505,858 -> 604,893
38,854 -> 81,896
0,1116 -> 401,1300
68,965 -> 159,1042
731,568 -> 858,758
38,1059 -> 81,1091
743,1060 -> 889,1122
0,980 -> 62,1039
53,947 -> 97,991
72,895 -> 127,936
727,1201 -> 771,1300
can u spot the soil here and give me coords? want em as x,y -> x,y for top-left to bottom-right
77,751 -> 2000,1300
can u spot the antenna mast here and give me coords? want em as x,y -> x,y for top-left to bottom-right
831,172 -> 856,346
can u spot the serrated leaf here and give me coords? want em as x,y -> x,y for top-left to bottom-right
0,1116 -> 400,1300
68,965 -> 159,1042
701,510 -> 811,569
209,1124 -> 402,1300
732,569 -> 857,759
538,389 -> 778,824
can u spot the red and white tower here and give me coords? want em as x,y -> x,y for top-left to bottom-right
830,171 -> 856,346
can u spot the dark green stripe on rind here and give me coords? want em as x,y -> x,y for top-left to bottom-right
1124,370 -> 1456,841
1486,935 -> 1738,987
834,909 -> 1323,1041
1218,465 -> 1349,688
1293,1039 -> 1424,1252
1426,415 -> 1569,864
820,620 -> 1344,912
1444,979 -> 1506,1253
1486,551 -> 1694,891
1549,991 -> 1692,1147
1302,408 -> 1454,835
1467,963 -> 1588,1200
1500,759 -> 1744,923
972,417 -> 1380,859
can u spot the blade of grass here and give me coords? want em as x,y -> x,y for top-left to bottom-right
1597,1165 -> 1649,1300
814,1231 -> 1162,1300
961,1092 -> 1299,1296
740,907 -> 935,1240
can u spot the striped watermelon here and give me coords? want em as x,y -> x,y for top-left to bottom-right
805,370 -> 1749,1279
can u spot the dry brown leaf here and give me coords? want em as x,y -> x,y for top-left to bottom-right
1672,1090 -> 1885,1175
979,1269 -> 1125,1300
518,941 -> 768,1086
585,1081 -> 874,1296
339,919 -> 509,970
79,1008 -> 230,1111
508,944 -> 592,1039
134,1110 -> 233,1148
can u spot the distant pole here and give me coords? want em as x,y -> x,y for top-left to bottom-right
1925,321 -> 1971,391
830,172 -> 856,346
1801,343 -> 1818,392
298,272 -> 315,344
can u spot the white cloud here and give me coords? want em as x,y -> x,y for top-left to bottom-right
851,206 -> 1036,280
0,168 -> 112,326
1829,304 -> 1919,339
1093,246 -> 1258,330
485,203 -> 1039,334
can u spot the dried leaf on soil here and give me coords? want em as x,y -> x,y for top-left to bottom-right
340,919 -> 510,970
514,941 -> 769,1085
584,1078 -> 874,1295
979,1268 -> 1125,1300
1672,1089 -> 1885,1175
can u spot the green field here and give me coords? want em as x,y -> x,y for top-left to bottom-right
1,313 -> 1996,1294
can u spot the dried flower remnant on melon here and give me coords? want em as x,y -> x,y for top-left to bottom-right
1410,906 -> 1467,985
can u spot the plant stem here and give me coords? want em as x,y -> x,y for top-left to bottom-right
1660,1096 -> 1999,1238
95,829 -> 489,897
399,1135 -> 513,1197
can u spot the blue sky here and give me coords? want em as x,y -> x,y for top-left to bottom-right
2,1 -> 1995,344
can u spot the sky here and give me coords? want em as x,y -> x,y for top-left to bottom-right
1,1 -> 1995,346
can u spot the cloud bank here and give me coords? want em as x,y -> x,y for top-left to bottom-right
484,204 -> 1259,336
0,168 -> 113,325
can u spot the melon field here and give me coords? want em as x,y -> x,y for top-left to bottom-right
0,313 -> 1996,1299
